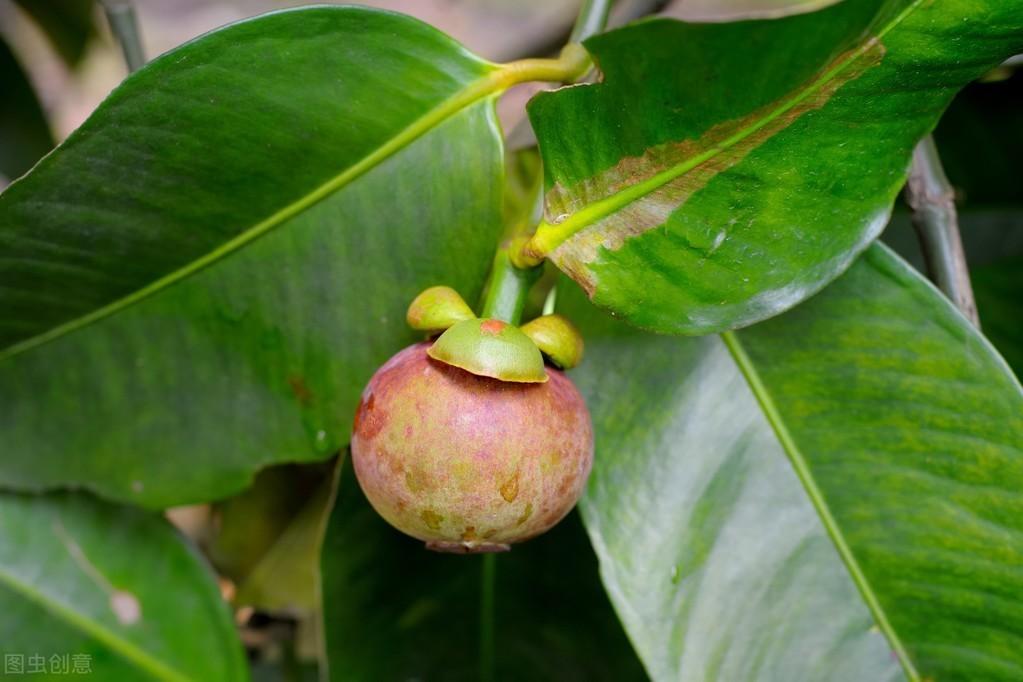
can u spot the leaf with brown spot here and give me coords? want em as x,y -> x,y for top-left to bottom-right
527,0 -> 1023,334
0,491 -> 245,680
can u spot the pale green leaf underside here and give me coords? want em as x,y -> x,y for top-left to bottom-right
562,283 -> 901,682
565,243 -> 1023,680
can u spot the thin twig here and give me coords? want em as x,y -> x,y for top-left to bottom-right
100,0 -> 146,73
905,135 -> 980,327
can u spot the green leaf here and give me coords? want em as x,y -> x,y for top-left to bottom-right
0,491 -> 246,681
563,242 -> 1023,680
0,36 -> 54,182
890,72 -> 1023,377
560,283 -> 902,681
527,0 -> 1023,334
884,210 -> 1023,378
320,457 -> 645,681
0,7 -> 505,507
727,244 -> 1023,680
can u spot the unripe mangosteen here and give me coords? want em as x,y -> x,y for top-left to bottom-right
351,341 -> 593,553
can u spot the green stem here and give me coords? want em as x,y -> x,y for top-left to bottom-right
480,242 -> 541,324
100,0 -> 146,73
905,135 -> 979,327
479,553 -> 497,682
569,0 -> 614,43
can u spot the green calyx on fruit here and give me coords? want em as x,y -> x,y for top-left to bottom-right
406,285 -> 476,333
428,318 -> 548,383
520,314 -> 584,370
351,342 -> 594,553
403,285 -> 585,382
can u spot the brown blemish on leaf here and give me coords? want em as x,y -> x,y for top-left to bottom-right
499,470 -> 520,502
515,503 -> 533,526
287,376 -> 314,406
480,319 -> 507,336
545,39 -> 888,290
52,518 -> 143,626
420,509 -> 443,530
461,526 -> 478,542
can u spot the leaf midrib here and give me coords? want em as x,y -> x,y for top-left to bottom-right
721,330 -> 921,682
1,63 -> 518,363
530,0 -> 924,258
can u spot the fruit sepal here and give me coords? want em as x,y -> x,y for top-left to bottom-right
427,318 -> 548,383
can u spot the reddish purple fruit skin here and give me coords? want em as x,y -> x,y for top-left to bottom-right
351,342 -> 593,552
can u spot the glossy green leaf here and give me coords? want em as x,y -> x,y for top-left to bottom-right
902,73 -> 1023,376
320,457 -> 645,681
0,7 -> 504,507
527,0 -> 1023,334
0,491 -> 246,681
563,242 -> 1023,680
728,244 -> 1023,680
884,210 -> 1023,378
560,284 -> 901,681
0,36 -> 54,182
